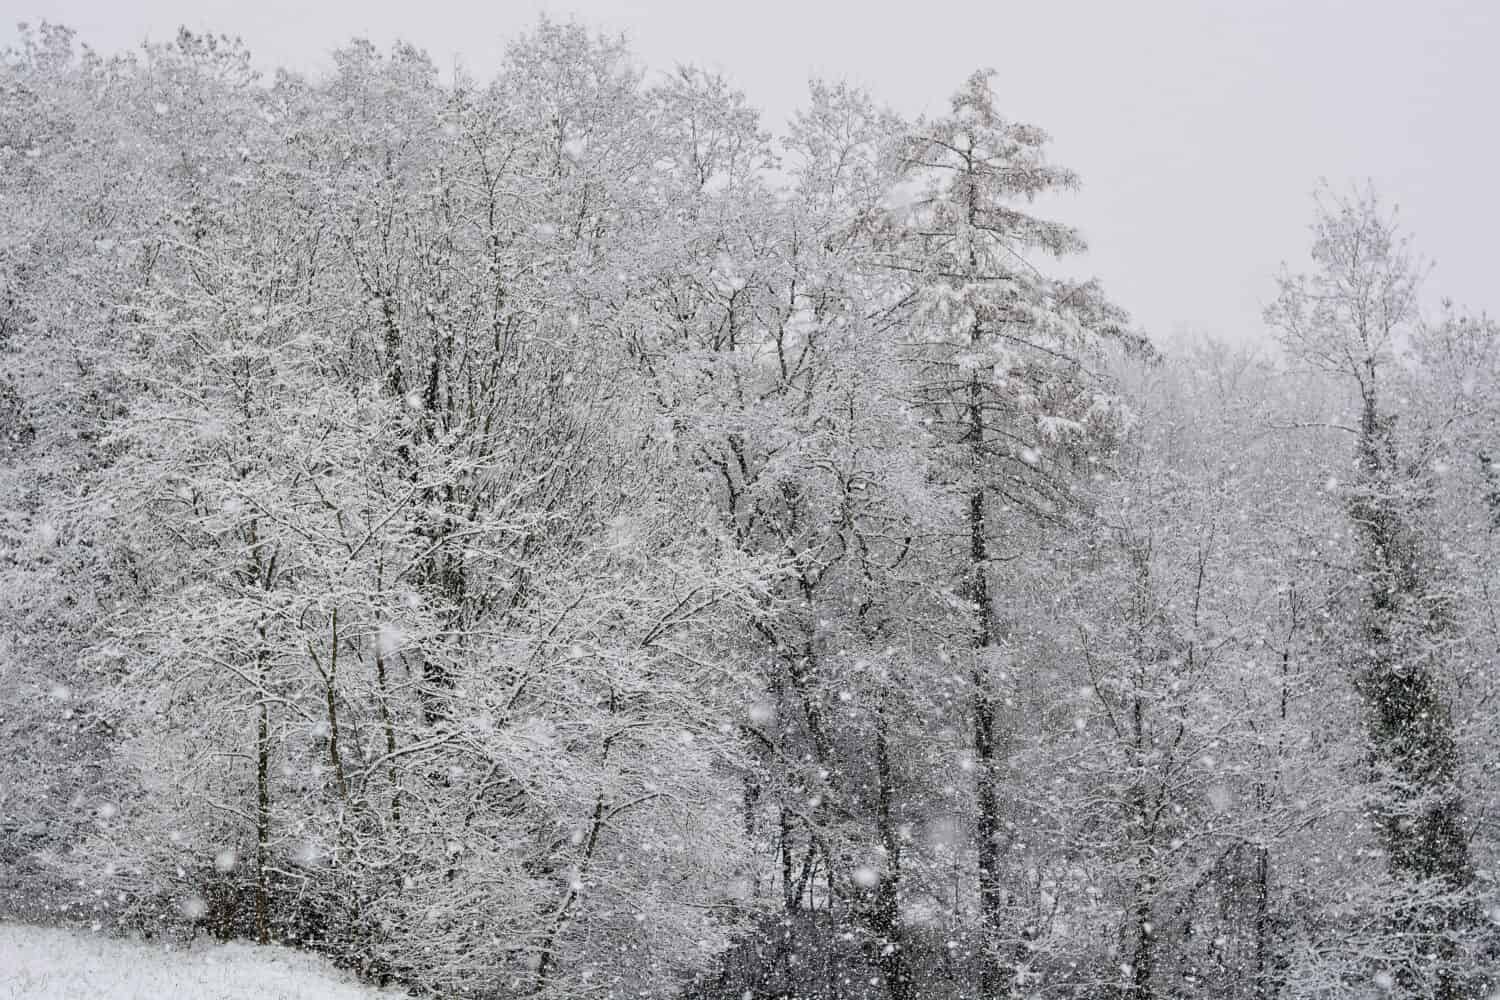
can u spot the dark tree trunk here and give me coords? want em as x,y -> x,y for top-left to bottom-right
1253,845 -> 1273,999
871,703 -> 912,1000
1351,385 -> 1472,998
969,372 -> 1006,1000
1129,870 -> 1156,1000
254,693 -> 270,945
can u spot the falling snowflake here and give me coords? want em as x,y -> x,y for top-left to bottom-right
377,625 -> 406,657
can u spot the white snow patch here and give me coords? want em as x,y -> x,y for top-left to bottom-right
1206,784 -> 1233,812
0,923 -> 407,998
881,176 -> 929,212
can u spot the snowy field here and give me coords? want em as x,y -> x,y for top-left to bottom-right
0,924 -> 406,1000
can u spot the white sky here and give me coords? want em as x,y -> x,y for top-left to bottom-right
8,0 -> 1497,342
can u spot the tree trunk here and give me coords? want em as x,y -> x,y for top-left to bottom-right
323,610 -> 350,806
1253,845 -> 1272,999
1129,868 -> 1156,1000
872,702 -> 912,1000
960,144 -> 1009,999
1352,385 -> 1472,999
375,645 -> 401,826
969,401 -> 1005,1000
255,693 -> 270,945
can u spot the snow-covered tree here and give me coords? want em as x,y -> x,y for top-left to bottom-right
874,68 -> 1140,999
1266,188 -> 1488,999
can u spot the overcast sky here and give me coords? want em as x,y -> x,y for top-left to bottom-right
9,0 -> 1497,342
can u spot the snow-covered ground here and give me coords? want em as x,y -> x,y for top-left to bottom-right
0,923 -> 407,999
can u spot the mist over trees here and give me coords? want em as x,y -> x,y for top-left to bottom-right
1,19 -> 1497,1000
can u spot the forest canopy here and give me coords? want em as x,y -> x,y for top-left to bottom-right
1,18 -> 1497,1000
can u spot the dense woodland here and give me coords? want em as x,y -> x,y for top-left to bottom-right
1,20 -> 1498,1000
